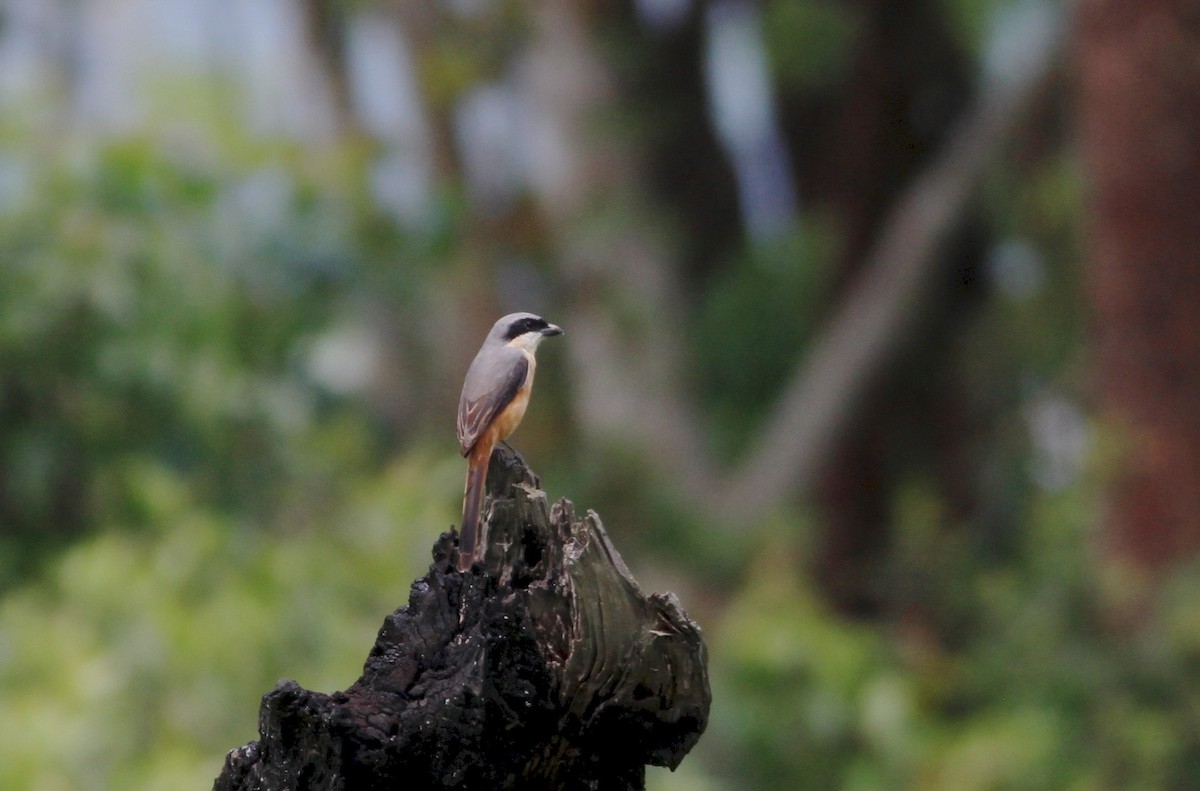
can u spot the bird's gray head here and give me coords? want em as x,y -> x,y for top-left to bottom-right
490,312 -> 563,351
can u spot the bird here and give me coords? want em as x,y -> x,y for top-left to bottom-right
456,312 -> 562,572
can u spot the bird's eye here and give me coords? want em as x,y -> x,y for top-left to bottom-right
505,318 -> 537,341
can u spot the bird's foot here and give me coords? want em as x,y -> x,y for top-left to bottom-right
498,440 -> 528,468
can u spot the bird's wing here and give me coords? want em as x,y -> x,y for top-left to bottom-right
457,349 -> 529,456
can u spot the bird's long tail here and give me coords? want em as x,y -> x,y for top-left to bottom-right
458,443 -> 491,572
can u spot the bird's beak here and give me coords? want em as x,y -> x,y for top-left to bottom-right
542,323 -> 564,337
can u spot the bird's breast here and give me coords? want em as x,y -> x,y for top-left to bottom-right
490,351 -> 535,442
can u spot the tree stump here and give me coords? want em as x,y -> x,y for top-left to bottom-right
213,447 -> 710,790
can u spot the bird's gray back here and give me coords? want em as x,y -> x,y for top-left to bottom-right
457,343 -> 529,455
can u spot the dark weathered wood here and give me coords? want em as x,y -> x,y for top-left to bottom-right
214,447 -> 710,790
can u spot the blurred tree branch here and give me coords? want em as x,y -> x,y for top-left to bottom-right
528,0 -> 1066,531
721,2 -> 1066,525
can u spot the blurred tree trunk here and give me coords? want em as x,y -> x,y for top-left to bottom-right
1078,0 -> 1200,568
394,0 -> 465,183
616,8 -> 741,285
803,0 -> 979,613
298,0 -> 355,132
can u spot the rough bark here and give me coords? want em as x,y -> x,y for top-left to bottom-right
213,448 -> 710,791
1077,0 -> 1200,568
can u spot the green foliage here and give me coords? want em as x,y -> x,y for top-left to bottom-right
706,553 -> 914,789
659,479 -> 1200,791
0,450 -> 459,791
691,224 -> 837,458
764,0 -> 863,92
0,133 -> 425,585
0,127 -> 463,787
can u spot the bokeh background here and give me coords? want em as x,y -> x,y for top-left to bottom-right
2,0 -> 1200,788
